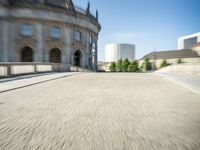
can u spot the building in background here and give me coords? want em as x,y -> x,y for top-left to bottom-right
0,0 -> 101,70
139,49 -> 200,69
105,43 -> 135,62
138,32 -> 200,70
192,42 -> 200,56
178,32 -> 200,49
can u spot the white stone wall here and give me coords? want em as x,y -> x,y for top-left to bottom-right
11,65 -> 35,74
36,65 -> 52,72
0,66 -> 8,76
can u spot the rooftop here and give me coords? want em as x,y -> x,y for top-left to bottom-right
141,49 -> 200,60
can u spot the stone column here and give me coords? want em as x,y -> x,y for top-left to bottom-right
35,23 -> 44,62
92,36 -> 98,71
63,28 -> 72,64
44,24 -> 49,62
0,20 -> 9,62
85,32 -> 90,69
81,31 -> 87,68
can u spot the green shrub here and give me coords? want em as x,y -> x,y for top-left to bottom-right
177,58 -> 182,64
109,62 -> 116,72
160,59 -> 168,68
116,59 -> 123,72
128,61 -> 139,72
122,58 -> 130,72
142,57 -> 151,71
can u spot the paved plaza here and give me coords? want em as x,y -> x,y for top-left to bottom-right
0,73 -> 200,150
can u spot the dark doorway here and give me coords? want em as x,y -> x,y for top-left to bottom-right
89,57 -> 92,69
21,46 -> 34,62
74,50 -> 82,66
50,48 -> 61,63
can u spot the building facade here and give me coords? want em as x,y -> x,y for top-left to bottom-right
0,0 -> 101,70
178,32 -> 200,50
105,43 -> 135,62
139,49 -> 200,69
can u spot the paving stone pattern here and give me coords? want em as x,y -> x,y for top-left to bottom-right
0,73 -> 200,150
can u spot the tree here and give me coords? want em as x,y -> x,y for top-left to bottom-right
122,58 -> 130,72
177,58 -> 182,64
160,59 -> 168,68
116,59 -> 123,72
142,57 -> 151,71
128,61 -> 139,72
109,62 -> 116,72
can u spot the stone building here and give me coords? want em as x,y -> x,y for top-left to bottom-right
139,49 -> 200,69
0,0 -> 101,70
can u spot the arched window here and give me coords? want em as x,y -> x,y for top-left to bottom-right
20,24 -> 33,37
50,26 -> 61,39
75,31 -> 81,42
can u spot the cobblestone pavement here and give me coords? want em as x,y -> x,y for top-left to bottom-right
0,73 -> 200,150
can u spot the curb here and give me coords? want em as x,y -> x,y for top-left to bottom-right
0,72 -> 82,94
155,73 -> 200,95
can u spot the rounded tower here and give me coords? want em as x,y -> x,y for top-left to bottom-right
0,0 -> 101,70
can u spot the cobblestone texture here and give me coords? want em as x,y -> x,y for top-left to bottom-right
0,73 -> 200,150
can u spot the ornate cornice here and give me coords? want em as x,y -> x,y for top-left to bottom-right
4,1 -> 101,30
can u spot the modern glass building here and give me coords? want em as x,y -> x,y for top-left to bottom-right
178,32 -> 200,49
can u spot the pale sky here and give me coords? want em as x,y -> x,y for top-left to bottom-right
74,0 -> 200,61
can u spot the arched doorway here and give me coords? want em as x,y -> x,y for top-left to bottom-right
50,48 -> 61,63
21,46 -> 34,62
74,50 -> 82,66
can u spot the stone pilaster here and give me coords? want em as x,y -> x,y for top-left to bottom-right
0,20 -> 9,62
63,28 -> 72,64
36,23 -> 44,62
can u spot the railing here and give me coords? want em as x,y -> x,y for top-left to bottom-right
0,63 -> 92,78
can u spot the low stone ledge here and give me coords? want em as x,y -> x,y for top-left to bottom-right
156,63 -> 200,77
0,62 -> 93,78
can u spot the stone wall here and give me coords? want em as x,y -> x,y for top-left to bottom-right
156,63 -> 200,76
0,63 -> 92,78
139,58 -> 200,69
